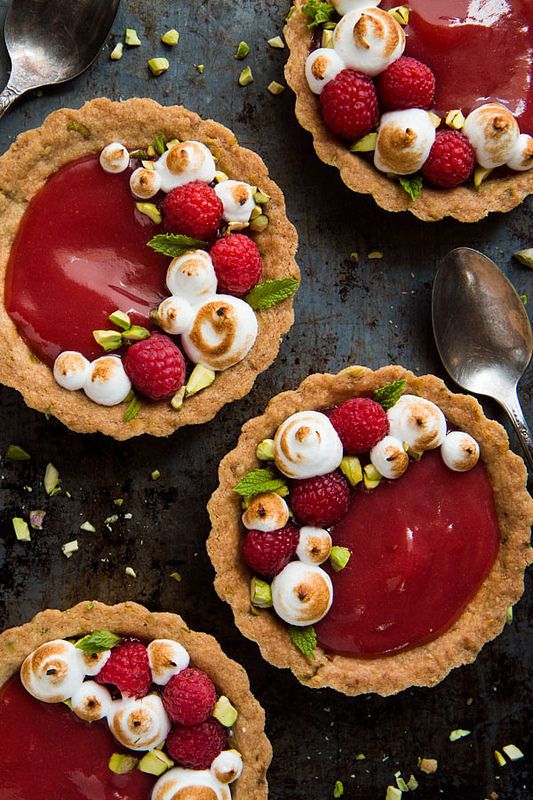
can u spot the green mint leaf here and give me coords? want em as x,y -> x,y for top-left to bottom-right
153,133 -> 166,155
233,469 -> 287,500
398,175 -> 423,201
75,630 -> 122,653
374,379 -> 407,411
6,445 -> 31,461
124,393 -> 142,422
245,278 -> 300,311
147,233 -> 208,258
289,625 -> 317,659
302,0 -> 336,27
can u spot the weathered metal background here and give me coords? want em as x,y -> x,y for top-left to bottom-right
0,1 -> 531,798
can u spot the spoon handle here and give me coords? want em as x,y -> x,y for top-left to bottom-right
0,83 -> 21,121
498,387 -> 533,474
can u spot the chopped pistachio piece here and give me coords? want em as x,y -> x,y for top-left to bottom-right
67,120 -> 91,138
135,201 -> 162,224
125,566 -> 137,578
166,138 -> 180,149
239,66 -> 254,86
114,498 -> 124,507
350,252 -> 359,263
138,749 -> 174,776
505,605 -> 514,624
161,29 -> 180,46
340,455 -> 363,486
122,324 -> 151,342
6,444 -> 31,461
80,521 -> 96,533
429,111 -> 442,128
388,6 -> 409,25
249,214 -> 269,232
196,64 -> 205,73
474,165 -> 492,189
170,571 -> 182,582
256,439 -> 275,461
13,517 -> 31,542
350,132 -> 378,153
125,28 -> 141,46
29,510 -> 46,530
109,753 -> 139,774
514,248 -> 533,268
321,28 -> 335,48
363,463 -> 382,489
151,469 -> 161,481
267,81 -> 285,95
267,35 -> 285,48
333,781 -> 344,798
185,364 -> 215,396
148,57 -> 169,76
147,144 -> 156,157
368,250 -> 384,259
395,774 -> 409,793
104,514 -> 119,525
93,329 -> 123,351
502,744 -> 524,761
250,204 -> 263,221
330,546 -> 351,572
355,754 -> 366,761
214,170 -> 229,183
449,729 -> 471,741
44,463 -> 60,495
235,40 -> 250,59
108,310 -> 131,330
406,775 -> 418,790
171,387 -> 186,411
251,577 -> 273,608
445,108 -> 466,130
494,750 -> 506,767
213,695 -> 238,727
418,758 -> 438,774
253,189 -> 270,205
385,787 -> 402,800
124,393 -> 141,422
110,42 -> 123,60
62,540 -> 79,558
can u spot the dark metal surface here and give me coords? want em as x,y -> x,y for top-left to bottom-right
0,2 -> 531,798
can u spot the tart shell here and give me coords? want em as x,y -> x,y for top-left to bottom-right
0,600 -> 271,799
0,98 -> 299,439
284,1 -> 533,222
207,365 -> 533,696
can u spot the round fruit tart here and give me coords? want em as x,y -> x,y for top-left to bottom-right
0,601 -> 271,799
208,366 -> 533,695
0,98 -> 299,439
284,0 -> 533,221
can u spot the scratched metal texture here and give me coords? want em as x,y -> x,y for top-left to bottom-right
0,1 -> 531,798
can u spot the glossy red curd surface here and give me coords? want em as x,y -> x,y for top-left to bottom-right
381,0 -> 533,135
5,156 -> 168,367
315,450 -> 500,657
0,675 -> 154,799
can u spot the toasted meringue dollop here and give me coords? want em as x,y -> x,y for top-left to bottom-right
21,640 -> 86,703
181,294 -> 258,370
53,351 -> 91,391
130,167 -> 162,199
296,526 -> 332,565
166,250 -> 218,305
71,680 -> 113,722
108,695 -> 171,751
242,492 -> 290,532
506,133 -> 533,171
147,639 -> 190,685
333,0 -> 380,14
305,48 -> 345,95
83,355 -> 132,406
375,109 -> 435,174
440,430 -> 480,472
463,103 -> 520,168
154,141 -> 216,193
273,411 -> 343,479
334,7 -> 405,77
210,750 -> 243,785
152,768 -> 231,800
215,180 -> 255,223
156,296 -> 195,335
272,562 -> 333,626
369,435 -> 409,479
81,648 -> 111,676
99,142 -> 130,174
387,394 -> 447,452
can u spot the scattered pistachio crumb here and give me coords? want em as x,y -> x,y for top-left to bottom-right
385,787 -> 402,800
474,165 -> 492,189
267,81 -> 285,95
445,109 -> 466,130
256,439 -> 275,461
330,546 -> 351,572
514,248 -> 533,268
124,512 -> 133,520
148,57 -> 169,77
505,605 -> 513,624
170,572 -> 182,582
62,540 -> 79,558
135,202 -> 162,224
125,566 -> 137,578
333,780 -> 344,798
520,293 -> 527,305
449,729 -> 471,742
238,66 -> 253,86
44,463 -> 61,496
418,758 -> 438,774
321,28 -> 334,48
87,601 -> 94,610
368,250 -> 384,260
125,27 -> 141,46
355,754 -> 366,761
196,64 -> 205,74
6,444 -> 31,461
171,387 -> 186,411
161,29 -> 179,46
494,750 -> 506,767
113,498 -> 124,507
213,695 -> 238,727
104,514 -> 119,527
235,41 -> 250,59
110,42 -> 123,60
502,744 -> 524,761
185,364 -> 215,396
395,774 -> 409,793
151,469 -> 161,481
13,517 -> 30,542
388,6 -> 409,25
407,775 -> 418,790
350,252 -> 359,263
267,35 -> 285,48
80,521 -> 96,533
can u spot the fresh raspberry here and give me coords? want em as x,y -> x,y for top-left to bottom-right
96,641 -> 152,698
422,130 -> 476,188
124,333 -> 186,401
377,56 -> 435,111
242,522 -> 300,578
329,397 -> 389,454
291,472 -> 350,528
210,233 -> 263,296
162,181 -> 223,240
162,668 -> 217,726
166,719 -> 227,770
320,68 -> 379,140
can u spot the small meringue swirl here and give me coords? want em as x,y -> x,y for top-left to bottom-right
108,695 -> 171,751
152,767 -> 230,800
440,431 -> 480,472
242,492 -> 290,532
296,527 -> 332,565
166,251 -> 218,305
154,141 -> 216,192
272,562 -> 333,626
387,395 -> 446,452
334,7 -> 405,77
370,435 -> 409,479
71,680 -> 113,722
21,639 -> 86,703
273,411 -> 343,479
80,648 -> 111,676
463,103 -> 520,169
147,639 -> 190,686
210,750 -> 243,785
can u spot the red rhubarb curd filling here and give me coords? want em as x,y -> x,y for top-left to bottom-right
0,675 -> 154,799
380,0 -> 533,135
5,155 -> 168,367
315,450 -> 500,657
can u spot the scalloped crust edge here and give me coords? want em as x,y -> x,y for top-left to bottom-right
207,365 -> 533,696
284,2 -> 533,222
0,600 -> 272,799
0,98 -> 299,439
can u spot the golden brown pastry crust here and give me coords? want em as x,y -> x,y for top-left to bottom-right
207,365 -> 533,696
284,2 -> 533,222
0,600 -> 271,799
0,98 -> 299,439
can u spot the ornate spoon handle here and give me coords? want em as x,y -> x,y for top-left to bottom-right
498,386 -> 533,474
0,84 -> 22,120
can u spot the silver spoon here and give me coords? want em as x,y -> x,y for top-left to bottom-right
0,0 -> 119,119
432,246 -> 533,472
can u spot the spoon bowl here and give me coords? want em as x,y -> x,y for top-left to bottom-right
432,247 -> 533,471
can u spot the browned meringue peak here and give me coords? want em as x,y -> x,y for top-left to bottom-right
71,681 -> 112,722
152,768 -> 231,800
241,492 -> 290,532
334,7 -> 405,76
147,639 -> 190,685
271,562 -> 333,626
463,103 -> 520,168
107,694 -> 170,751
181,295 -> 258,371
20,639 -> 85,703
374,109 -> 435,175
